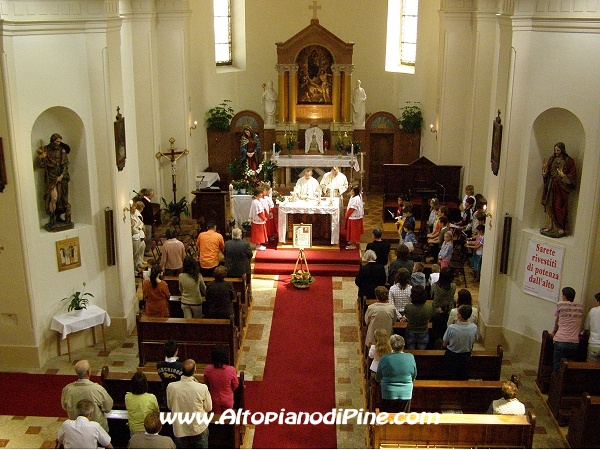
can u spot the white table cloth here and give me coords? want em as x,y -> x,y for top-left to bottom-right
51,304 -> 111,340
278,197 -> 340,245
273,154 -> 360,171
231,194 -> 253,227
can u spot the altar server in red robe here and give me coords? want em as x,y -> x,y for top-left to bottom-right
261,184 -> 277,240
250,188 -> 268,251
345,185 -> 364,250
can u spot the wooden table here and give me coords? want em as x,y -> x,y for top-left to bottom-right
50,305 -> 110,362
278,197 -> 340,245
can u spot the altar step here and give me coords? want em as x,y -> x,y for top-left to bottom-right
253,248 -> 361,276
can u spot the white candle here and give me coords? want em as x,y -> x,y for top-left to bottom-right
272,142 -> 276,154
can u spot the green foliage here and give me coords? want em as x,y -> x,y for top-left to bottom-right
62,282 -> 94,311
259,160 -> 278,184
241,221 -> 252,235
227,160 -> 244,181
161,196 -> 190,218
231,180 -> 249,191
206,100 -> 234,130
286,136 -> 297,153
291,270 -> 315,285
349,140 -> 361,154
399,102 -> 423,133
274,141 -> 283,153
335,139 -> 345,153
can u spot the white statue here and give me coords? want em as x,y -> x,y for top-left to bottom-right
304,126 -> 324,153
352,80 -> 367,129
262,80 -> 278,128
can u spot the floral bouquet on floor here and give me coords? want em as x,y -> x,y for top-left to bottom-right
291,269 -> 314,288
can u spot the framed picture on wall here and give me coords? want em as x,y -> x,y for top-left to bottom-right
114,107 -> 126,171
56,237 -> 81,272
490,110 -> 503,176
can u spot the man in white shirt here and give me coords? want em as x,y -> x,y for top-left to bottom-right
584,292 -> 600,362
294,169 -> 320,198
166,359 -> 212,449
57,399 -> 113,449
320,167 -> 348,197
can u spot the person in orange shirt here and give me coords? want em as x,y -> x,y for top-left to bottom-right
196,221 -> 225,277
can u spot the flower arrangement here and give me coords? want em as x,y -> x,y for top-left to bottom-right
286,136 -> 297,156
291,269 -> 315,287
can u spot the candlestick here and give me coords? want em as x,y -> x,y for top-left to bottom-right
272,142 -> 276,154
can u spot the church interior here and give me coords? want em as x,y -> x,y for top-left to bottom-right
1,0 -> 600,448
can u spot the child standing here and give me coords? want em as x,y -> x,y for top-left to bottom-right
438,230 -> 454,269
261,184 -> 276,241
467,224 -> 485,281
249,188 -> 268,251
345,185 -> 364,250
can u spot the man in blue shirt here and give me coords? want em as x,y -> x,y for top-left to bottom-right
443,305 -> 478,380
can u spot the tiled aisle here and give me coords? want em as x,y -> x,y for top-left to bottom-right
0,193 -> 565,448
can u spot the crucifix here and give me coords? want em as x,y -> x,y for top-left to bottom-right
309,0 -> 321,20
156,137 -> 189,203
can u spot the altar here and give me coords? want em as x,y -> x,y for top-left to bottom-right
272,154 -> 360,187
278,197 -> 341,245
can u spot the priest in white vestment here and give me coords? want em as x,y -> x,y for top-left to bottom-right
294,169 -> 321,198
320,167 -> 348,197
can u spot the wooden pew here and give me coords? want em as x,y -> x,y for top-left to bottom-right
370,411 -> 536,448
100,366 -> 245,412
396,345 -> 503,381
535,329 -> 589,394
567,393 -> 600,449
546,359 -> 600,426
102,367 -> 245,449
136,313 -> 239,368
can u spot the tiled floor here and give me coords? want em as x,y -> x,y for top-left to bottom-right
0,193 -> 566,448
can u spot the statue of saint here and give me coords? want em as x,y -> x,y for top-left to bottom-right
262,80 -> 278,127
352,80 -> 367,128
240,126 -> 261,171
304,126 -> 324,154
36,133 -> 73,231
541,142 -> 576,238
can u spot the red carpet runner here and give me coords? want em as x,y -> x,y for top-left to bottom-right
253,248 -> 360,277
246,276 -> 337,448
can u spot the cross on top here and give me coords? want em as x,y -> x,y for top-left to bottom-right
309,1 -> 321,20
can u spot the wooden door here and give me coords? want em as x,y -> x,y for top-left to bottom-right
369,134 -> 394,193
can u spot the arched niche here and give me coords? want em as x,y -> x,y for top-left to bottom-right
528,107 -> 583,235
32,107 -> 91,229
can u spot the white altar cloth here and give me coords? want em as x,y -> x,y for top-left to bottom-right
273,154 -> 360,171
278,197 -> 340,245
231,194 -> 253,227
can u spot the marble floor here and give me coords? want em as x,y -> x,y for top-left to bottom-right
0,193 -> 567,448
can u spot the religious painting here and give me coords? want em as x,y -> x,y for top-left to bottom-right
297,45 -> 333,105
114,108 -> 126,172
56,236 -> 81,272
293,224 -> 312,249
490,110 -> 502,176
0,138 -> 6,193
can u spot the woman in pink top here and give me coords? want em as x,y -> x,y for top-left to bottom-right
203,344 -> 239,413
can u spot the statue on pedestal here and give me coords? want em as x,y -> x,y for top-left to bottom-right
36,133 -> 73,231
262,80 -> 278,128
541,142 -> 576,238
352,80 -> 367,129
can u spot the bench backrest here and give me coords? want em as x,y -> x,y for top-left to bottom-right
136,313 -> 238,367
567,393 -> 600,449
404,345 -> 503,380
371,411 -> 535,448
369,378 -> 504,413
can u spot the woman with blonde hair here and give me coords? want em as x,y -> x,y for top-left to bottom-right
368,328 -> 392,374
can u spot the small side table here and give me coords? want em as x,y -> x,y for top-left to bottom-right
50,305 -> 111,362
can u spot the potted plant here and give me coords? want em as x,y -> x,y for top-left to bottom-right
259,160 -> 278,185
335,139 -> 345,157
274,141 -> 283,154
399,102 -> 423,133
161,196 -> 190,219
231,180 -> 248,194
290,269 -> 315,289
206,99 -> 235,131
62,282 -> 94,312
347,140 -> 361,154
